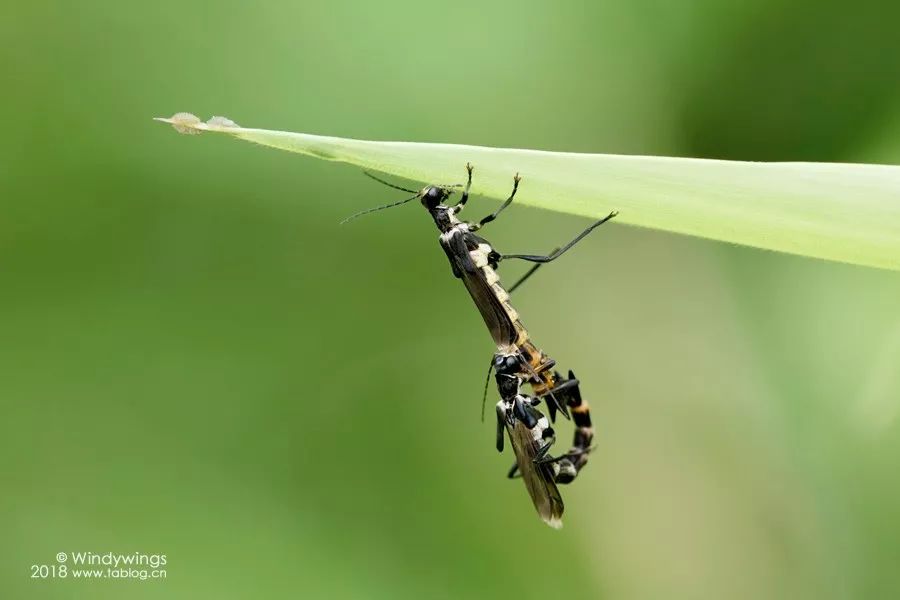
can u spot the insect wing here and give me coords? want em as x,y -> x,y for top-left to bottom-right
459,268 -> 519,346
441,230 -> 518,346
507,419 -> 564,528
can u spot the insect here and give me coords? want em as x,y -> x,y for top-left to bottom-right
493,352 -> 594,527
494,368 -> 564,528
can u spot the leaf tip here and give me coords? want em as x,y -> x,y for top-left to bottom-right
155,113 -> 242,135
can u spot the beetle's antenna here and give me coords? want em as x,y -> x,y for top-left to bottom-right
363,171 -> 418,194
339,194 -> 418,225
481,359 -> 495,422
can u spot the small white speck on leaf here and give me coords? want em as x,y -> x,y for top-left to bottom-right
207,116 -> 238,128
169,112 -> 202,135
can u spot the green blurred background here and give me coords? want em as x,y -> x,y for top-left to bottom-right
3,1 -> 900,599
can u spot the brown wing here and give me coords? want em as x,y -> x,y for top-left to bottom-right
440,231 -> 518,346
507,420 -> 564,528
459,269 -> 519,346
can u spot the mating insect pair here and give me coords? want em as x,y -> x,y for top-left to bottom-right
352,164 -> 616,527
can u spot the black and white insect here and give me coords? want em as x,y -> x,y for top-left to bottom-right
494,366 -> 564,528
493,352 -> 595,527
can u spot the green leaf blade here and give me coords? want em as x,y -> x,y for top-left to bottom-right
156,114 -> 900,271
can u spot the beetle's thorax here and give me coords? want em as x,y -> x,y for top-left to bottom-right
429,206 -> 462,234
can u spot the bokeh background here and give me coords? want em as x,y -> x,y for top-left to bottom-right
3,1 -> 900,599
